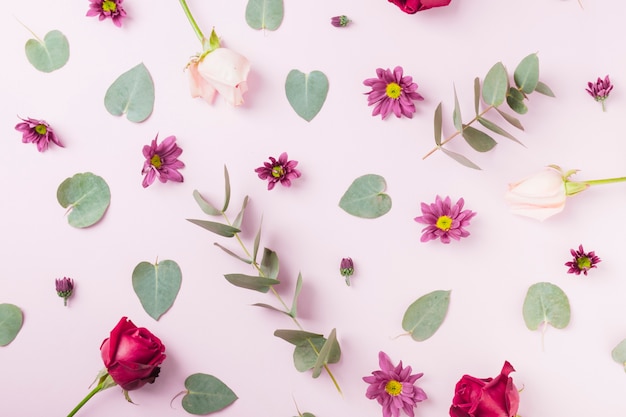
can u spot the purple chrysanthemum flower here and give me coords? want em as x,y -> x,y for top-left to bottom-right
363,351 -> 427,417
254,152 -> 301,190
331,15 -> 351,27
586,75 -> 613,111
565,244 -> 601,276
414,195 -> 476,244
55,277 -> 74,307
15,117 -> 63,152
86,0 -> 127,27
141,135 -> 185,188
363,66 -> 424,119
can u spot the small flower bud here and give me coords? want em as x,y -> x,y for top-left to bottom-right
330,15 -> 351,27
55,277 -> 74,306
340,258 -> 354,286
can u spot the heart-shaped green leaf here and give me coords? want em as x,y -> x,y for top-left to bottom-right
523,282 -> 570,331
104,63 -> 155,123
245,0 -> 284,30
132,260 -> 182,321
25,30 -> 69,73
285,69 -> 329,122
181,373 -> 238,415
402,290 -> 451,341
0,304 -> 23,346
57,173 -> 111,228
339,174 -> 392,219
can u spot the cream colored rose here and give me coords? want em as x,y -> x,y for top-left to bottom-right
505,166 -> 568,221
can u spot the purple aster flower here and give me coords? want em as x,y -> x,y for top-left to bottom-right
55,277 -> 74,307
363,66 -> 424,119
565,244 -> 601,276
141,134 -> 185,188
86,0 -> 127,27
363,351 -> 427,417
586,75 -> 613,111
340,257 -> 354,286
331,15 -> 351,27
15,116 -> 63,152
414,195 -> 476,244
254,152 -> 301,190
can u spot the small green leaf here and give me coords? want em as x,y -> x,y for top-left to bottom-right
251,303 -> 289,315
482,62 -> 508,106
312,328 -> 337,378
534,81 -> 555,97
290,272 -> 303,318
181,373 -> 238,415
104,63 -> 155,123
245,0 -> 284,30
452,84 -> 462,132
274,329 -> 324,346
477,117 -> 523,146
293,336 -> 341,372
222,166 -> 231,213
285,69 -> 329,122
434,102 -> 443,146
132,260 -> 182,321
495,108 -> 525,130
339,174 -> 392,219
506,94 -> 528,115
461,126 -> 497,152
402,290 -> 451,341
232,196 -> 249,230
514,53 -> 539,94
192,190 -> 222,216
523,282 -> 571,331
213,243 -> 252,264
441,148 -> 481,170
260,248 -> 279,279
57,172 -> 111,228
25,30 -> 69,73
224,273 -> 279,293
187,219 -> 240,237
0,304 -> 23,346
611,339 -> 626,371
252,219 -> 262,264
473,77 -> 481,115
508,87 -> 525,101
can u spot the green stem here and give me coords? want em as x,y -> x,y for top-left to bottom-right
178,0 -> 204,41
66,381 -> 105,417
584,177 -> 626,186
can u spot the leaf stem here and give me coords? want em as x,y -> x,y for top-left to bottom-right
178,0 -> 204,42
584,177 -> 626,186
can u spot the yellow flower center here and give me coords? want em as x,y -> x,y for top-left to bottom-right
35,124 -> 47,135
436,215 -> 453,231
150,154 -> 163,168
386,82 -> 402,99
271,166 -> 285,178
577,256 -> 591,270
385,380 -> 403,396
102,1 -> 117,12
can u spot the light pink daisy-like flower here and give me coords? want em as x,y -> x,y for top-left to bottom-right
15,116 -> 63,152
363,351 -> 427,417
414,195 -> 476,244
565,244 -> 601,276
254,152 -> 301,190
585,75 -> 613,111
141,135 -> 185,188
86,0 -> 127,27
363,66 -> 424,119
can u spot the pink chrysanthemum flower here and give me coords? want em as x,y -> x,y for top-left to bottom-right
15,116 -> 63,152
55,277 -> 74,307
565,244 -> 601,276
585,75 -> 613,111
86,0 -> 127,27
363,351 -> 427,417
141,135 -> 185,188
363,66 -> 424,119
254,152 -> 301,190
414,195 -> 476,244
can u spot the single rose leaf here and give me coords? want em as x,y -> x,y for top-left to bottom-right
339,174 -> 392,219
104,63 -> 155,123
477,117 -> 523,146
452,84 -> 462,132
402,290 -> 451,342
192,190 -> 222,216
473,77 -> 481,115
25,30 -> 69,73
187,219 -> 240,237
312,328 -> 337,378
441,148 -> 481,170
232,196 -> 249,229
260,248 -> 279,279
213,243 -> 252,264
534,81 -> 556,97
224,273 -> 279,293
434,102 -> 443,145
132,260 -> 182,321
182,373 -> 238,415
293,336 -> 341,372
495,108 -> 525,130
523,282 -> 571,331
285,69 -> 329,122
461,125 -> 497,152
274,329 -> 324,346
514,53 -> 539,94
482,62 -> 508,106
0,304 -> 23,346
611,339 -> 626,371
245,0 -> 284,30
289,272 -> 303,318
57,172 -> 111,228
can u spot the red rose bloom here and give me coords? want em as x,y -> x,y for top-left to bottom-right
387,0 -> 452,14
449,361 -> 520,417
100,317 -> 166,391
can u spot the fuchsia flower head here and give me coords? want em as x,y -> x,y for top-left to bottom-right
585,75 -> 613,111
565,244 -> 601,276
141,135 -> 185,188
363,66 -> 424,119
86,0 -> 127,27
15,116 -> 63,152
414,196 -> 476,244
254,152 -> 301,190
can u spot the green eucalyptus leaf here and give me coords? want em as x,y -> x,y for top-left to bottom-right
224,273 -> 279,293
181,373 -> 238,415
274,329 -> 324,346
104,63 -> 155,123
508,87 -> 525,102
252,303 -> 289,315
506,95 -> 528,115
441,148 -> 481,170
213,243 -> 252,264
245,0 -> 284,30
222,166 -> 231,213
434,102 -> 443,146
252,219 -> 262,264
461,126 -> 497,152
534,81 -> 556,97
299,414 -> 316,417
0,304 -> 23,346
192,190 -> 222,216
339,174 -> 392,219
293,336 -> 341,372
312,328 -> 337,378
57,172 -> 111,228
285,69 -> 329,122
25,30 -> 69,73
260,248 -> 279,279
495,108 -> 525,130
482,62 -> 508,106
514,53 -> 539,94
132,260 -> 182,321
402,290 -> 451,341
523,282 -> 571,331
611,339 -> 626,371
290,272 -> 303,318
232,196 -> 249,230
452,84 -> 462,132
187,219 -> 240,237
477,117 -> 523,146
473,77 -> 481,115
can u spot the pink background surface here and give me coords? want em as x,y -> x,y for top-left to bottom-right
2,0 -> 626,416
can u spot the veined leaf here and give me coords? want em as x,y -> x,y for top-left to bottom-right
224,273 -> 279,293
534,81 -> 556,97
192,190 -> 222,216
132,260 -> 182,321
434,102 -> 443,146
514,53 -> 539,94
292,336 -> 341,372
477,117 -> 523,146
213,242 -> 252,264
25,29 -> 69,73
232,196 -> 249,229
57,172 -> 111,228
181,373 -> 237,415
495,108 -> 525,130
441,148 -> 481,170
506,94 -> 528,115
260,248 -> 279,279
473,77 -> 481,115
452,84 -> 462,132
339,174 -> 392,219
104,63 -> 154,123
274,329 -> 324,346
252,219 -> 262,264
312,328 -> 337,378
461,125 -> 497,152
245,0 -> 284,31
522,282 -> 570,331
290,272 -> 303,318
402,290 -> 451,341
222,165 -> 231,213
0,304 -> 23,346
482,62 -> 508,106
285,69 -> 329,122
187,219 -> 240,237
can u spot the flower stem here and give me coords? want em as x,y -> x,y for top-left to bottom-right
584,177 -> 626,186
178,0 -> 204,42
66,380 -> 105,417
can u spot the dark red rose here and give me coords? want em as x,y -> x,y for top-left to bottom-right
449,361 -> 520,417
387,0 -> 452,14
100,317 -> 166,391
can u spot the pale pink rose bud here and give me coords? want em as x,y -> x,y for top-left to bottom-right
504,166 -> 569,221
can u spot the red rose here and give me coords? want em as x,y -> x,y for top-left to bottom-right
387,0 -> 452,14
100,317 -> 166,391
449,361 -> 520,417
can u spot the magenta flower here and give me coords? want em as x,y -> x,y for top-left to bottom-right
414,195 -> 476,244
254,152 -> 301,190
141,135 -> 185,188
363,351 -> 427,417
565,244 -> 601,276
586,75 -> 613,111
331,15 -> 351,27
363,66 -> 424,119
86,0 -> 127,27
55,277 -> 74,307
15,116 -> 63,152
340,257 -> 354,286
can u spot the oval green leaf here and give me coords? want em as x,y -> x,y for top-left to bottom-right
224,273 -> 279,293
0,304 -> 23,346
611,339 -> 626,371
132,260 -> 182,321
477,117 -> 522,145
245,0 -> 284,30
57,172 -> 111,228
534,81 -> 556,97
187,219 -> 240,237
104,63 -> 155,123
506,94 -> 528,115
339,174 -> 392,219
482,62 -> 508,106
192,190 -> 222,216
441,148 -> 481,170
434,102 -> 443,146
495,108 -> 525,130
461,126 -> 497,152
514,53 -> 539,94
402,290 -> 451,342
522,282 -> 571,330
285,69 -> 329,122
260,248 -> 279,279
473,77 -> 481,115
25,30 -> 69,73
274,329 -> 324,346
182,373 -> 238,415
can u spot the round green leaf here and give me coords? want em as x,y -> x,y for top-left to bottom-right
104,63 -> 155,123
522,282 -> 570,330
338,174 -> 392,219
481,62 -> 508,106
25,30 -> 69,73
402,290 -> 451,342
245,0 -> 284,30
514,53 -> 539,94
0,304 -> 23,346
182,373 -> 238,415
285,69 -> 329,122
132,260 -> 182,321
57,173 -> 111,228
611,339 -> 626,371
